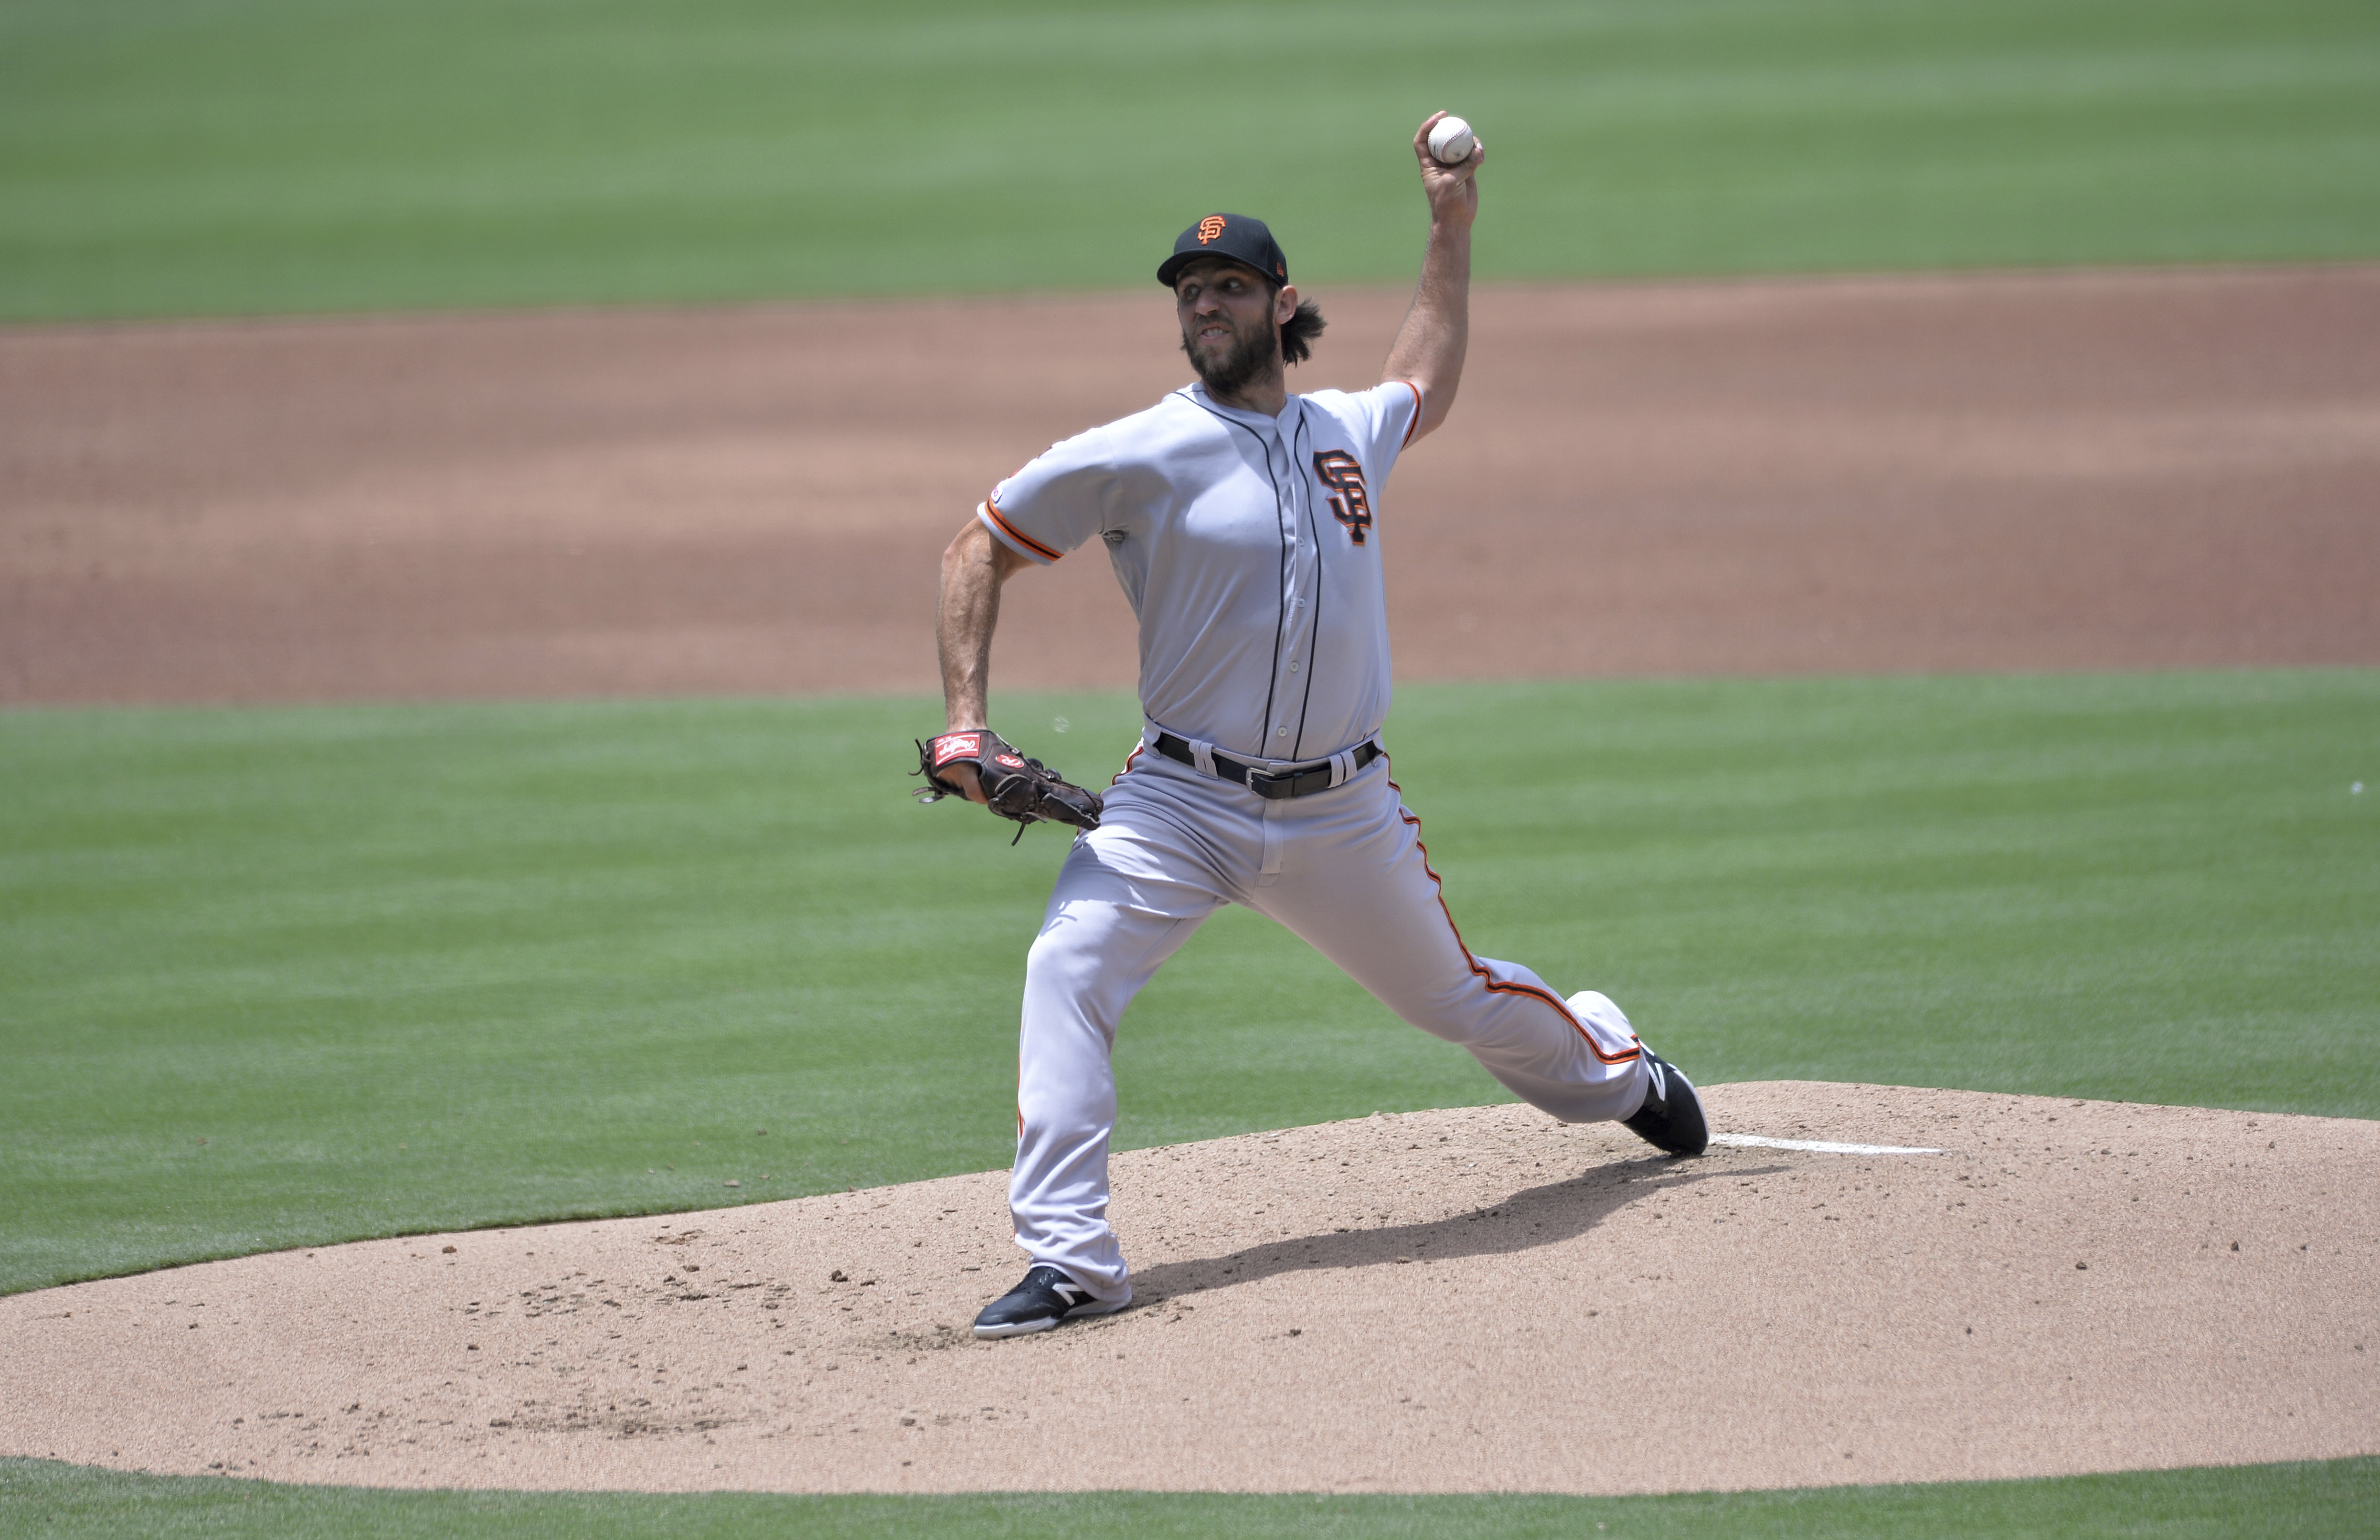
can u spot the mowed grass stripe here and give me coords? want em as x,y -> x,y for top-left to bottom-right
2,672 -> 2373,1300
3,1454 -> 2375,1538
2,0 -> 2376,320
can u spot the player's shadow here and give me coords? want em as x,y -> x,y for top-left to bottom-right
1121,1157 -> 1789,1309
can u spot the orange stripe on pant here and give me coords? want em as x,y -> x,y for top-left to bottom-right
1390,778 -> 1642,1067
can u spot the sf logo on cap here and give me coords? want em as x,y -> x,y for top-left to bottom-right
1196,216 -> 1226,244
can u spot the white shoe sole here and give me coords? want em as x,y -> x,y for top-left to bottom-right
972,1293 -> 1130,1341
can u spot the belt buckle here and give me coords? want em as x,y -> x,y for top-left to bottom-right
1247,763 -> 1309,800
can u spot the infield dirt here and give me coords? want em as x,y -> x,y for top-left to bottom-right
4,266 -> 2376,703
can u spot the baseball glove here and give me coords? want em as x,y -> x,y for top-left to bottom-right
914,730 -> 1103,843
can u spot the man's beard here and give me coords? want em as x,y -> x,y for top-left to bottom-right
1181,313 -> 1279,397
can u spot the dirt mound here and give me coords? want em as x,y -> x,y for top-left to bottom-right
4,1084 -> 2372,1494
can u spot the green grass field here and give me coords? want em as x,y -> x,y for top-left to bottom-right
5,1453 -> 2377,1539
7,673 -> 2373,1299
3,0 -> 2377,320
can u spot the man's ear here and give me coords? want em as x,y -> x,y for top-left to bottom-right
1274,283 -> 1299,325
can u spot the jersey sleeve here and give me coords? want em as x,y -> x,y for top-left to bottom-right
1310,380 -> 1423,484
1366,379 -> 1425,468
979,426 -> 1118,565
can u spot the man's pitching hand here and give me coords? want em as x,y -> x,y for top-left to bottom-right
1414,110 -> 1484,228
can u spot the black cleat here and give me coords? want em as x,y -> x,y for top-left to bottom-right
972,1265 -> 1129,1340
1623,1045 -> 1709,1156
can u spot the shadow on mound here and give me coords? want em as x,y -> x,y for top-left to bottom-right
1125,1157 -> 1788,1309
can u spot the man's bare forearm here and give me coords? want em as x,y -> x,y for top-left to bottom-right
938,517 -> 1028,731
1382,219 -> 1472,437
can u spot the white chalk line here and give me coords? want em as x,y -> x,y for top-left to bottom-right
1712,1133 -> 1943,1156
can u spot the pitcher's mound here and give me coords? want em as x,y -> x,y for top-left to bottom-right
4,1084 -> 2374,1494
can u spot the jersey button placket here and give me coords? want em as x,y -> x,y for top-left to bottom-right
1263,437 -> 1295,881
1283,533 -> 1313,742
1277,441 -> 1304,753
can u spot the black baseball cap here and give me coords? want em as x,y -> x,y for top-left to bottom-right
1156,213 -> 1289,290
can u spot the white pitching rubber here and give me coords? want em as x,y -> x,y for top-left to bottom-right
1710,1133 -> 1943,1156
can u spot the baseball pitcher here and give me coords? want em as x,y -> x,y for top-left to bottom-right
920,113 -> 1709,1339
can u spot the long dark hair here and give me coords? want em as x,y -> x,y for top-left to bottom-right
1281,296 -> 1325,365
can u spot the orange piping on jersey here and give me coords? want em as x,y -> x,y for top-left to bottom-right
983,496 -> 1062,562
1111,743 -> 1145,786
1397,379 -> 1423,448
1389,775 -> 1642,1066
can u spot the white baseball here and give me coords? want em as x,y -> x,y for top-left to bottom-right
1427,115 -> 1475,165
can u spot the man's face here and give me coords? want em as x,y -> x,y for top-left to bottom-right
1174,258 -> 1295,394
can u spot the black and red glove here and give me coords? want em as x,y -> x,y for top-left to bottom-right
914,730 -> 1103,842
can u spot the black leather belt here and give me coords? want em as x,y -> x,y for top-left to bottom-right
1152,733 -> 1380,799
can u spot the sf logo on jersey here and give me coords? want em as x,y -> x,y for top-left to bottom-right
1311,451 -> 1374,545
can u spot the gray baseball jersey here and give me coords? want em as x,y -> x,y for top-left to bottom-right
981,380 -> 1420,765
